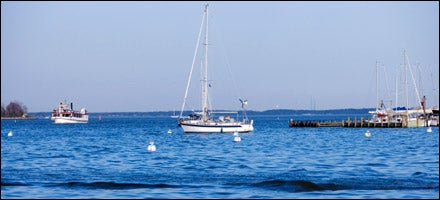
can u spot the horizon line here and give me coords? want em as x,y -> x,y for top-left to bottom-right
28,107 -> 380,113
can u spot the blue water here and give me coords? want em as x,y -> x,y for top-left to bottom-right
1,113 -> 439,198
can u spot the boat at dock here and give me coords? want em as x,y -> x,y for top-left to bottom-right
289,51 -> 435,129
366,50 -> 433,127
51,101 -> 88,124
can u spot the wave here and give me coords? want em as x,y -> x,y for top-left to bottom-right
1,182 -> 30,187
47,181 -> 180,190
251,180 -> 344,192
251,178 -> 439,192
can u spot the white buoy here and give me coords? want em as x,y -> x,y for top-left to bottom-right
233,131 -> 241,142
365,130 -> 371,138
147,141 -> 156,152
167,129 -> 172,134
427,127 -> 432,133
8,131 -> 13,137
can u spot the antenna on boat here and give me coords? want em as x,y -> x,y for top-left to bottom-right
239,99 -> 248,109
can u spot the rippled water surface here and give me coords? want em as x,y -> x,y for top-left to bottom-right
1,113 -> 439,198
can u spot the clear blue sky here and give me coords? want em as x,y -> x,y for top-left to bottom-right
2,1 -> 439,112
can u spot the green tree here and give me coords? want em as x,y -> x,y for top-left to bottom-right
1,101 -> 28,117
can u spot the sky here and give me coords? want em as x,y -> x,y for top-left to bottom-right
1,1 -> 439,112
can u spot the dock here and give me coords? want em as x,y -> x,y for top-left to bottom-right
288,119 -> 341,127
340,116 -> 405,128
289,116 -> 426,128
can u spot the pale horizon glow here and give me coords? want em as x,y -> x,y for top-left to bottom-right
1,1 -> 439,112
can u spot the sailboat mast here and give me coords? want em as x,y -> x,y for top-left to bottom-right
376,61 -> 378,112
202,4 -> 209,121
395,67 -> 398,112
404,50 -> 409,119
405,51 -> 423,108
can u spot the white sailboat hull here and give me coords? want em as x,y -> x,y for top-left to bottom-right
180,120 -> 254,133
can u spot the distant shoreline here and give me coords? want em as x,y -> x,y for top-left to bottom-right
1,116 -> 36,120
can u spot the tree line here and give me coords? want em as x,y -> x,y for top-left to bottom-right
1,101 -> 28,118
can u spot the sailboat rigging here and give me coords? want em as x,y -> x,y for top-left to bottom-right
177,4 -> 254,133
369,50 -> 433,127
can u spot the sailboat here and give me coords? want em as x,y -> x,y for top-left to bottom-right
170,110 -> 179,118
177,4 -> 254,133
368,61 -> 392,123
398,50 -> 430,127
382,50 -> 431,127
367,51 -> 433,128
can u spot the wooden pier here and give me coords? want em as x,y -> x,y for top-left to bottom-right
289,116 -> 409,128
341,116 -> 405,128
288,119 -> 341,127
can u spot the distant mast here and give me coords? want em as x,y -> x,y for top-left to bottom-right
376,61 -> 379,113
404,49 -> 409,124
